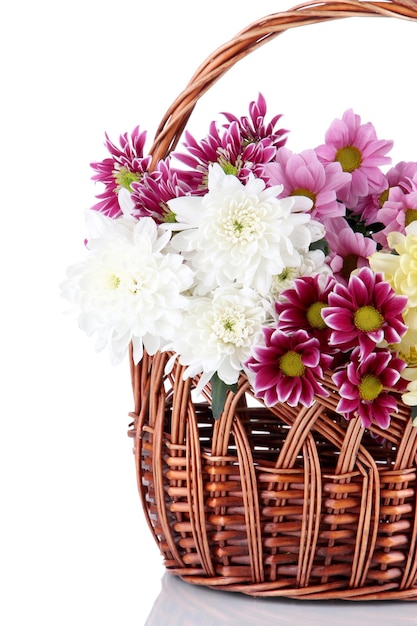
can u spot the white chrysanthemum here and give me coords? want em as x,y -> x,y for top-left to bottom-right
169,285 -> 268,391
61,212 -> 194,365
166,164 -> 314,295
270,249 -> 333,299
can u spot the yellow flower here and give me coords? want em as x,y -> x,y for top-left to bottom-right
371,222 -> 417,307
369,224 -> 417,349
393,312 -> 417,363
402,368 -> 417,423
368,245 -> 400,285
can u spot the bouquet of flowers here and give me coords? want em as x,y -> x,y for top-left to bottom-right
61,93 -> 417,430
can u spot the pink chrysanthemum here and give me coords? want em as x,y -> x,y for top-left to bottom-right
387,161 -> 417,190
325,217 -> 377,283
346,177 -> 389,225
265,147 -> 349,220
321,266 -> 408,358
246,328 -> 332,407
173,94 -> 286,191
129,158 -> 192,224
315,109 -> 393,207
90,126 -> 151,218
332,347 -> 406,429
372,184 -> 417,249
351,161 -> 417,226
275,274 -> 337,350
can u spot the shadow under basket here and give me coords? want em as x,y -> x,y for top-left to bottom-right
126,0 -> 417,602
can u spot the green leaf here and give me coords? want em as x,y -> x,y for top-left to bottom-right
411,405 -> 417,422
309,237 -> 330,256
210,372 -> 238,420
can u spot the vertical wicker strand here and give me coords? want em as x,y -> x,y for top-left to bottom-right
399,483 -> 417,590
233,418 -> 264,584
131,355 -> 160,546
297,437 -> 322,588
151,364 -> 186,568
351,463 -> 377,589
186,404 -> 216,577
394,420 -> 417,590
335,420 -> 368,588
272,402 -> 324,587
351,444 -> 381,589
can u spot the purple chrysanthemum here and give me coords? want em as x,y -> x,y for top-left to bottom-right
172,94 -> 286,191
321,266 -> 408,358
315,109 -> 393,207
246,328 -> 332,407
90,126 -> 151,218
221,93 -> 287,149
332,347 -> 406,429
129,158 -> 192,224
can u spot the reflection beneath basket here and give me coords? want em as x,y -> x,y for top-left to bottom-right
145,573 -> 417,626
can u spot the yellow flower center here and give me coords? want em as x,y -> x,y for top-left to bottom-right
279,351 -> 305,377
399,346 -> 417,367
212,308 -> 250,346
291,188 -> 317,209
110,273 -> 121,290
221,205 -> 263,243
335,146 -> 362,173
405,209 -> 417,227
163,208 -> 177,223
221,162 -> 239,176
359,374 -> 383,402
306,302 -> 328,330
114,166 -> 140,191
354,305 -> 384,332
379,188 -> 389,207
277,268 -> 291,281
217,151 -> 242,177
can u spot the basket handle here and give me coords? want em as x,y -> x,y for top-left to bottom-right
148,0 -> 417,166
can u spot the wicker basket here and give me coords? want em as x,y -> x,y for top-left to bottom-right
128,1 -> 417,601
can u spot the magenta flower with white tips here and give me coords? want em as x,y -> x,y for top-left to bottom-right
173,94 -> 286,190
246,328 -> 332,407
90,126 -> 152,218
221,92 -> 288,149
275,274 -> 336,351
321,266 -> 408,358
130,158 -> 192,223
333,347 -> 406,429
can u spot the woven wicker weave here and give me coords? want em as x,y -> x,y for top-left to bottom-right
128,1 -> 417,600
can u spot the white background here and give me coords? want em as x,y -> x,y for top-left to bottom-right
2,1 -> 417,624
